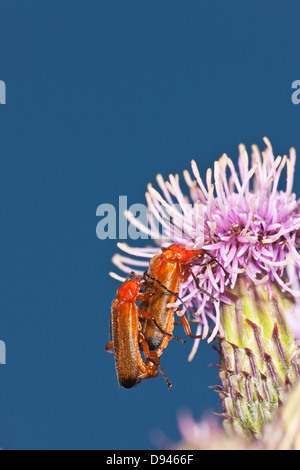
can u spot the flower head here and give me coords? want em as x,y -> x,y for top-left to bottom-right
112,138 -> 300,349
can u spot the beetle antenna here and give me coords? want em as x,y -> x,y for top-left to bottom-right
191,271 -> 217,302
200,250 -> 229,278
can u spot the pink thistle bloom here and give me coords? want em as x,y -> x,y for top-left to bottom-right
111,138 -> 300,354
176,412 -> 247,450
176,379 -> 300,450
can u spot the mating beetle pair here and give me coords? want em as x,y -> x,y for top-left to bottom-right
106,244 -> 225,389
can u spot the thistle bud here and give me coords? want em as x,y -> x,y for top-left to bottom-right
219,276 -> 299,438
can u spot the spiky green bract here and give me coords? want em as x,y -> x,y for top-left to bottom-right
219,276 -> 299,439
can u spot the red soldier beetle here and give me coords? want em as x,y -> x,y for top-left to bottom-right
140,243 -> 227,355
105,272 -> 183,389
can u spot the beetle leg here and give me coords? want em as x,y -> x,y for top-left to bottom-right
139,336 -> 158,364
174,318 -> 200,325
125,271 -> 138,282
136,292 -> 152,302
178,314 -> 202,339
105,340 -> 115,354
139,310 -> 186,344
139,336 -> 172,390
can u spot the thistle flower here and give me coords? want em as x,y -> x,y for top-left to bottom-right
176,413 -> 248,450
112,138 -> 300,441
176,379 -> 300,450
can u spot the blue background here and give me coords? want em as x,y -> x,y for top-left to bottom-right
0,0 -> 300,450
